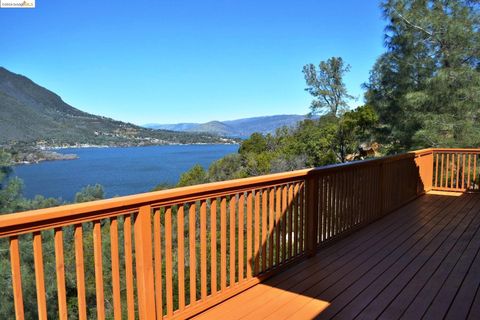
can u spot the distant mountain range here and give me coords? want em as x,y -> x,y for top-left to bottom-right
0,67 -> 232,146
144,114 -> 309,138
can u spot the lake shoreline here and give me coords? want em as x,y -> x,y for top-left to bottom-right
13,144 -> 239,201
13,142 -> 240,165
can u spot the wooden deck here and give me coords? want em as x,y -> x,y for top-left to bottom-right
193,192 -> 480,320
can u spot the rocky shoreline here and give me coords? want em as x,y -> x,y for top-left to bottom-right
12,150 -> 78,165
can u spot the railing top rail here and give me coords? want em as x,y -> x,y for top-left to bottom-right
432,148 -> 480,153
0,147 -> 475,237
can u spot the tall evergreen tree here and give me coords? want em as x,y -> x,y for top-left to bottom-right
365,0 -> 480,152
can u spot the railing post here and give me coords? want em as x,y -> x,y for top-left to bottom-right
134,205 -> 156,320
305,175 -> 319,256
415,151 -> 434,193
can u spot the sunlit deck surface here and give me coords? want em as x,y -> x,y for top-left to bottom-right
193,192 -> 480,320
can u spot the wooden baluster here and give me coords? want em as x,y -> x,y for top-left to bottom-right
189,203 -> 197,304
10,236 -> 24,320
238,193 -> 245,281
229,195 -> 236,286
55,228 -> 68,320
288,184 -> 294,259
282,185 -> 288,263
467,154 -> 472,189
268,187 -> 275,269
210,199 -> 218,293
200,200 -> 207,300
275,186 -> 281,265
293,183 -> 299,257
299,182 -> 305,252
456,154 -> 460,189
440,153 -> 445,188
305,176 -> 319,256
74,225 -> 87,320
177,204 -> 185,310
93,221 -> 105,320
254,191 -> 260,274
434,153 -> 439,188
33,232 -> 47,320
450,153 -> 455,188
261,189 -> 267,272
220,197 -> 227,290
474,154 -> 478,190
110,217 -> 122,320
134,206 -> 156,320
153,211 -> 163,319
462,154 -> 466,190
165,207 -> 173,316
123,215 -> 135,320
246,192 -> 253,279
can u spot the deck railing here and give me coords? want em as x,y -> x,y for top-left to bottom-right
0,148 -> 474,319
432,149 -> 480,192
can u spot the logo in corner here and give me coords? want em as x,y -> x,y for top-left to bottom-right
1,0 -> 35,8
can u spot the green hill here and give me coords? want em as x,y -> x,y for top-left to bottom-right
0,67 -> 232,146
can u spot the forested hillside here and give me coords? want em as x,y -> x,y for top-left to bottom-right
0,67 -> 232,146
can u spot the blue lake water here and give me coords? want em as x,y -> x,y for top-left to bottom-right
13,144 -> 238,202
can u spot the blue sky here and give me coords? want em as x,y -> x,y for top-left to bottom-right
0,1 -> 386,125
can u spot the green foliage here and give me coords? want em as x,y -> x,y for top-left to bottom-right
365,0 -> 480,152
208,154 -> 247,181
74,184 -> 105,203
173,105 -> 378,188
152,182 -> 176,191
332,105 -> 379,162
177,164 -> 209,187
303,57 -> 355,117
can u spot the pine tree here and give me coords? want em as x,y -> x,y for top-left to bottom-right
365,0 -> 480,152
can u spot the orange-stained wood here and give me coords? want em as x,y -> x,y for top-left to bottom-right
254,190 -> 260,274
153,210 -> 163,319
177,204 -> 186,309
268,187 -> 275,270
293,183 -> 299,257
210,199 -> 217,294
299,182 -> 305,253
32,232 -> 47,320
220,197 -> 227,290
54,228 -> 68,320
275,186 -> 281,266
246,192 -> 253,279
261,189 -> 268,272
123,215 -> 135,320
110,217 -> 122,320
229,195 -> 237,286
134,206 -> 156,320
282,185 -> 288,263
93,221 -> 105,320
10,236 -> 24,320
200,200 -> 208,300
189,202 -> 197,304
165,207 -> 174,316
288,184 -> 294,259
74,225 -> 87,320
238,193 -> 245,282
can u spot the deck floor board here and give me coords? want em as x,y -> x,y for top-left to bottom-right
192,193 -> 480,320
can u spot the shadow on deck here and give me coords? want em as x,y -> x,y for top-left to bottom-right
194,192 -> 480,319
